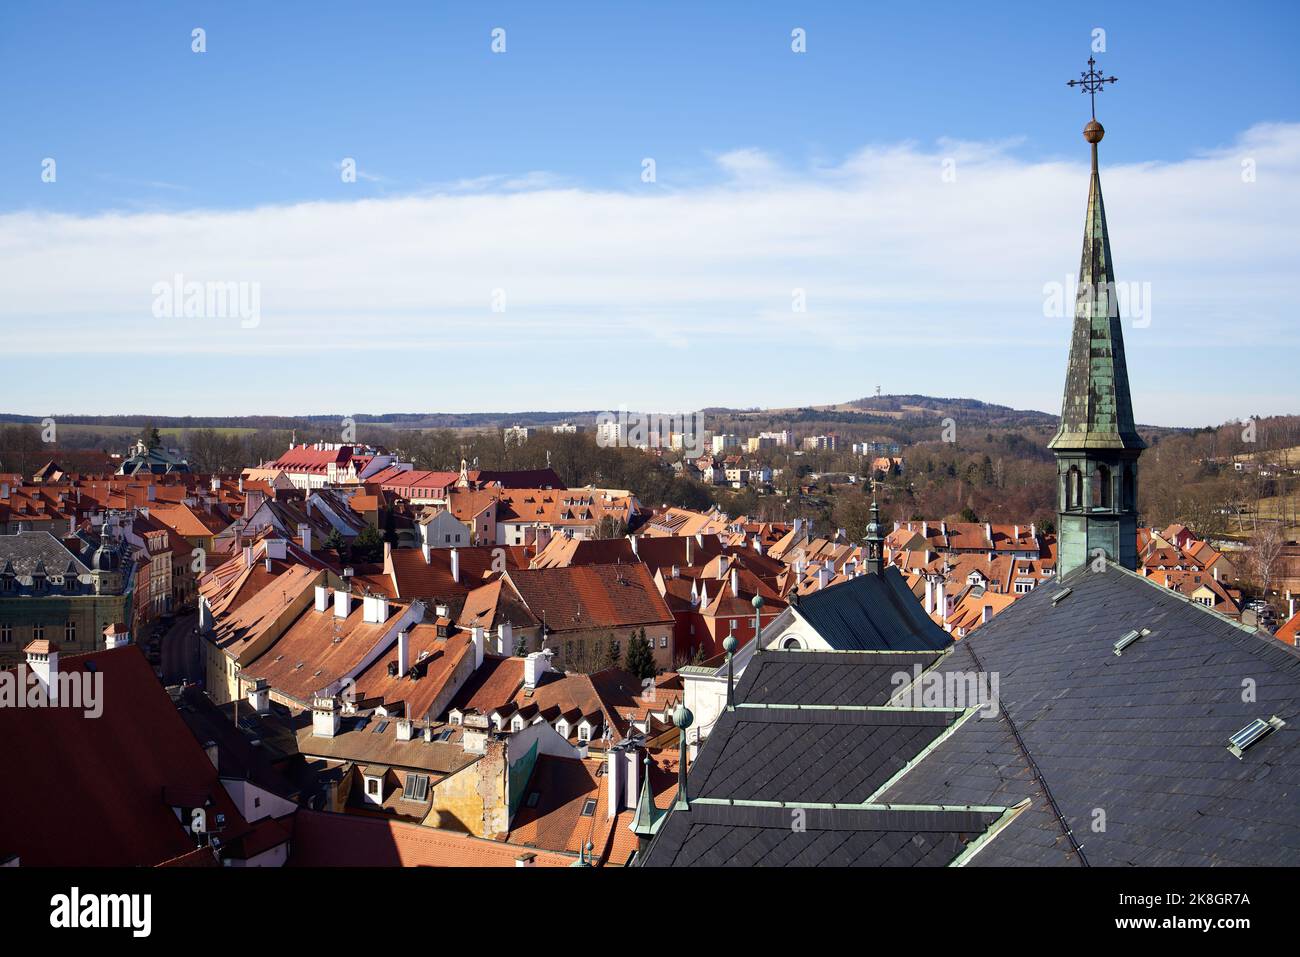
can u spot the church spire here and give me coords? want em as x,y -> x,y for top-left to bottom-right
1050,56 -> 1143,576
1047,114 -> 1144,454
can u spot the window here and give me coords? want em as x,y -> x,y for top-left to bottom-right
33,624 -> 44,641
580,798 -> 597,817
366,777 -> 381,796
0,624 -> 11,643
511,716 -> 524,732
526,791 -> 541,808
64,621 -> 75,642
578,724 -> 591,742
402,773 -> 431,802
659,635 -> 667,648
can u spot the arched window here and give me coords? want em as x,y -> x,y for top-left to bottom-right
1123,466 -> 1135,510
780,635 -> 803,650
1093,465 -> 1111,508
1066,465 -> 1083,510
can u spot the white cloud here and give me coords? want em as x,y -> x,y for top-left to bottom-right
2,123 -> 1298,424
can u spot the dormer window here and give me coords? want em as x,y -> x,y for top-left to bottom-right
511,715 -> 524,732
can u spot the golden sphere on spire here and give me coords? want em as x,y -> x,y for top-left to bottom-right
1084,119 -> 1105,144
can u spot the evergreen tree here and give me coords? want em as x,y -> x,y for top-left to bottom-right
623,627 -> 656,680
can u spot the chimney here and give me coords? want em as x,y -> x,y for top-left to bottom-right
264,556 -> 273,573
25,642 -> 60,705
498,621 -> 513,655
523,650 -> 549,689
685,536 -> 693,566
606,746 -> 624,819
450,548 -> 460,584
396,718 -> 414,742
334,589 -> 352,619
1289,595 -> 1296,619
629,535 -> 638,557
147,485 -> 155,501
203,740 -> 219,769
940,520 -> 947,536
421,539 -> 431,564
298,522 -> 312,553
312,695 -> 340,737
0,483 -> 8,499
817,563 -> 831,590
362,594 -> 390,624
472,625 -> 485,669
671,564 -> 680,579
1030,523 -> 1036,537
397,627 -> 411,674
982,604 -> 993,624
249,677 -> 271,714
1014,525 -> 1020,540
314,585 -> 329,612
922,521 -> 928,537
731,567 -> 740,598
104,624 -> 128,650
625,745 -> 641,811
515,852 -> 537,868
924,576 -> 935,614
936,579 -> 947,623
210,477 -> 221,493
238,476 -> 245,493
242,544 -> 254,569
984,522 -> 992,545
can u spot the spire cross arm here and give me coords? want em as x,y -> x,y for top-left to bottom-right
1066,55 -> 1117,119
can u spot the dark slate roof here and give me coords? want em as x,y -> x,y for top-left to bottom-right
0,531 -> 90,585
789,567 -> 952,651
641,802 -> 1001,867
737,649 -> 945,707
879,563 -> 1300,867
690,706 -> 963,804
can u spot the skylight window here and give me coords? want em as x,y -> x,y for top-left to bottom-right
374,720 -> 389,734
1228,716 -> 1285,759
1112,628 -> 1151,656
526,791 -> 541,808
580,798 -> 597,817
1051,587 -> 1072,606
402,773 -> 430,802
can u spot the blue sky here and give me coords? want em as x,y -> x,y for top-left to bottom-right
1,1 -> 1298,426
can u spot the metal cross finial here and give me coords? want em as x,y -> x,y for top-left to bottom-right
1067,55 -> 1117,119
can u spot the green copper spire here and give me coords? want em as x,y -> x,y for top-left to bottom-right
630,752 -> 663,842
1047,119 -> 1145,454
1051,59 -> 1143,577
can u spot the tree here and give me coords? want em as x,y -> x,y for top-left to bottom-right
140,421 -> 162,450
322,528 -> 347,560
623,628 -> 656,680
1247,523 -> 1286,597
604,634 -> 621,670
350,526 -> 385,563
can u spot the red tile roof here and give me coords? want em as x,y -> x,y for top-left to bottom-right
288,808 -> 577,866
0,646 -> 253,866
